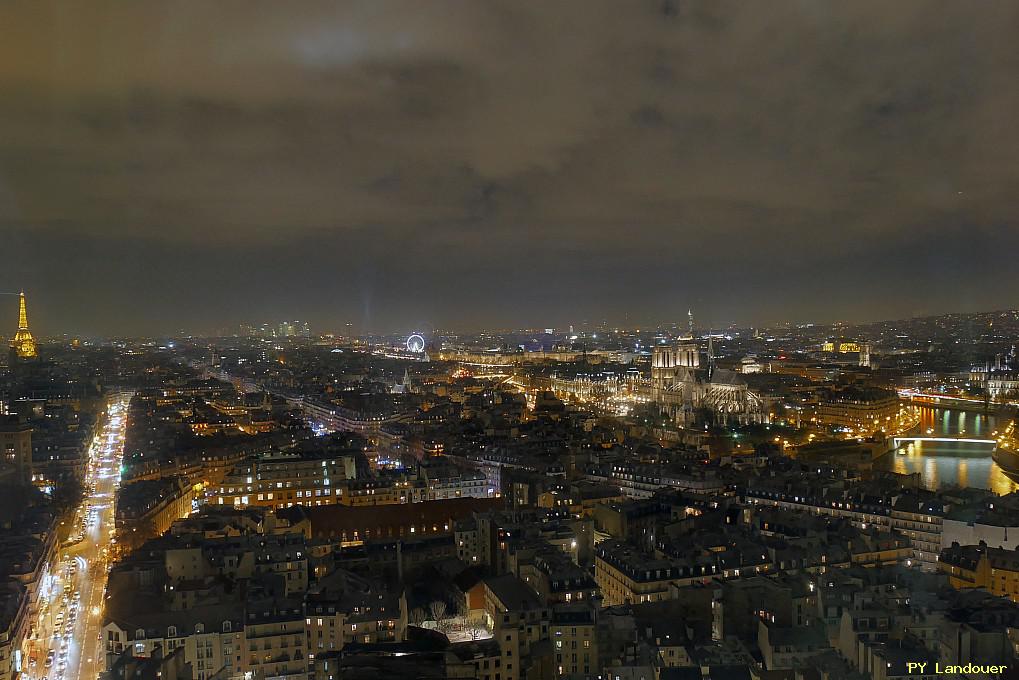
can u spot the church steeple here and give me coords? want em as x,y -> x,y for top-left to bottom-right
11,290 -> 37,358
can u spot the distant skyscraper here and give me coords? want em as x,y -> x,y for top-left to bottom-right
10,291 -> 37,359
277,321 -> 304,338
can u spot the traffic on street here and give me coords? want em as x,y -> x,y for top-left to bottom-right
21,394 -> 130,680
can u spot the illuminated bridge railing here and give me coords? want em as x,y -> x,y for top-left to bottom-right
892,436 -> 996,445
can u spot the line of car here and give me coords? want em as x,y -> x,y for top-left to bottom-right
31,399 -> 128,680
37,567 -> 81,680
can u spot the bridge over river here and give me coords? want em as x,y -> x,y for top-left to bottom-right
892,434 -> 996,446
878,405 -> 1016,493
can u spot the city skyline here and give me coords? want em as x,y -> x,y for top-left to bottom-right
7,287 -> 1019,340
3,2 -> 1019,334
5,5 -> 1019,678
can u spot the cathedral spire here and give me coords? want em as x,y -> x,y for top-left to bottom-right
707,333 -> 716,376
11,290 -> 37,358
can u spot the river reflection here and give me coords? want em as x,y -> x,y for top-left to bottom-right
877,406 -> 1017,494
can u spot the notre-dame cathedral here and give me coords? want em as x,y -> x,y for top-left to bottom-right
650,340 -> 765,426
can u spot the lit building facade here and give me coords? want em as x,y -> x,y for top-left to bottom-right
940,543 -> 1019,602
816,386 -> 899,433
0,582 -> 28,680
650,342 -> 765,426
594,541 -> 682,605
0,416 -> 32,485
213,452 -> 357,509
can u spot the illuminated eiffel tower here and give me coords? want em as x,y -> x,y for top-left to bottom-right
11,291 -> 37,358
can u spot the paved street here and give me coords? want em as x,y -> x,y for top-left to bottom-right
22,394 -> 130,680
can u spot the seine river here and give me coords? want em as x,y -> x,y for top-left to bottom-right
877,406 -> 1015,494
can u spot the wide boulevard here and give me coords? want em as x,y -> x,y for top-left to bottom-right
22,393 -> 131,680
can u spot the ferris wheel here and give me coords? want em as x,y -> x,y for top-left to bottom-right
406,333 -> 426,353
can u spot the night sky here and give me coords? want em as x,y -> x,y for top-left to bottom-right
2,1 -> 1018,336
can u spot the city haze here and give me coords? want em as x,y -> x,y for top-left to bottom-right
2,1 -> 1019,335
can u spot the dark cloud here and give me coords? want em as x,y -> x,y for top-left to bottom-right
1,0 -> 1017,335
